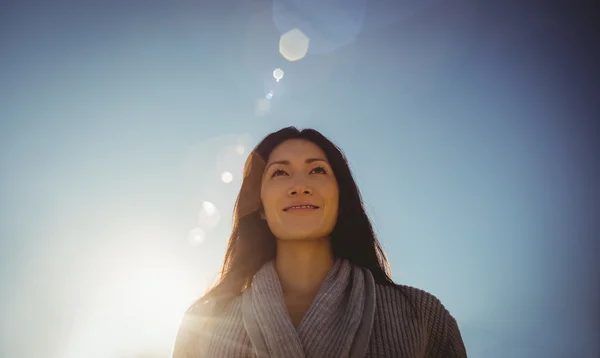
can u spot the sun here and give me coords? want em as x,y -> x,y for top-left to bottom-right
63,255 -> 206,358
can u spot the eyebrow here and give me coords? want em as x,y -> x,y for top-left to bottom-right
265,158 -> 328,172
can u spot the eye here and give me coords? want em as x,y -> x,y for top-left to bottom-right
270,165 -> 328,178
310,165 -> 328,174
271,169 -> 287,177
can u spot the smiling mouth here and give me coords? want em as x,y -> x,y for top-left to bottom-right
283,205 -> 320,212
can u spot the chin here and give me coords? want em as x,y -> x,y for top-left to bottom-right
278,232 -> 330,241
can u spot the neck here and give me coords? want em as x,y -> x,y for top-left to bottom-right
275,238 -> 335,296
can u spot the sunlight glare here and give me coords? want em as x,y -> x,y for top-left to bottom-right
221,171 -> 233,183
273,68 -> 284,82
202,201 -> 216,216
279,28 -> 310,62
64,258 -> 199,358
188,227 -> 206,246
198,201 -> 220,229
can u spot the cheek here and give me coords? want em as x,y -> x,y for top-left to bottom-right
328,198 -> 339,217
324,182 -> 339,203
260,184 -> 280,210
321,184 -> 339,214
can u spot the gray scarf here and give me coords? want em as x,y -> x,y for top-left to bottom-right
242,259 -> 376,358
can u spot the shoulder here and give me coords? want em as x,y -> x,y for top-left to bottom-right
374,283 -> 451,327
182,295 -> 244,329
172,300 -> 217,356
374,284 -> 467,357
375,283 -> 446,314
172,296 -> 244,357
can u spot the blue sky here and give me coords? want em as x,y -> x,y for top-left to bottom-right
1,1 -> 598,357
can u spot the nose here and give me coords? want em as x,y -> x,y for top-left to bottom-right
288,182 -> 312,196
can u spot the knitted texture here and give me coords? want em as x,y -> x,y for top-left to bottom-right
172,262 -> 467,358
241,259 -> 375,358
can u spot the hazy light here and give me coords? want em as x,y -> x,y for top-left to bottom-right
215,142 -> 246,186
235,144 -> 245,155
202,201 -> 216,216
255,98 -> 271,116
63,258 -> 196,358
198,201 -> 220,229
188,227 -> 205,246
272,0 -> 367,55
279,28 -> 310,62
273,68 -> 284,82
221,171 -> 233,183
236,133 -> 253,153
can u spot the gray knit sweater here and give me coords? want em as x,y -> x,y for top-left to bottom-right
173,262 -> 467,357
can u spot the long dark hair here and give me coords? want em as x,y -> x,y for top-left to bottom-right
190,127 -> 406,312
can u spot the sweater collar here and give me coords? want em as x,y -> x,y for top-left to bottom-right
242,258 -> 376,358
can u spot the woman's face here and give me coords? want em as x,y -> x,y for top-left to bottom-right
260,139 -> 339,241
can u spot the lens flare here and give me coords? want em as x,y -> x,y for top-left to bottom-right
188,227 -> 205,246
202,201 -> 216,216
279,28 -> 310,62
273,68 -> 284,82
221,171 -> 233,183
198,201 -> 220,229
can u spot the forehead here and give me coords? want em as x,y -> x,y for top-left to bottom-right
268,139 -> 325,161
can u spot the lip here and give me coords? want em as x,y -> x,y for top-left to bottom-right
283,202 -> 320,211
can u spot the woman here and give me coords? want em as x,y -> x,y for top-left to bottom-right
173,127 -> 467,357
